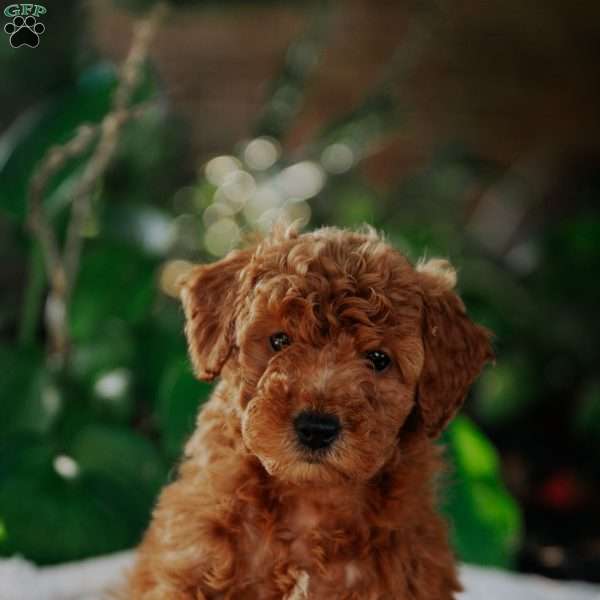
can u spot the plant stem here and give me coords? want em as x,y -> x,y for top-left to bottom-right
18,240 -> 46,348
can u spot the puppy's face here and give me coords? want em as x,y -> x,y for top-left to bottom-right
235,253 -> 424,485
181,227 -> 492,485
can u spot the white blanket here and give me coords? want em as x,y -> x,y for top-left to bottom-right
1,551 -> 599,600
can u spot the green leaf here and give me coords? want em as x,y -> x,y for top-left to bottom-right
0,469 -> 138,564
69,424 -> 166,496
449,415 -> 500,479
0,431 -> 151,564
51,398 -> 102,448
69,242 -> 157,340
68,321 -> 137,424
132,312 -> 188,406
157,357 -> 213,461
0,433 -> 55,482
69,319 -> 136,381
0,346 -> 62,437
442,416 -> 522,568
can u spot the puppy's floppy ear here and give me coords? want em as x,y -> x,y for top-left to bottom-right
179,249 -> 251,381
416,259 -> 493,438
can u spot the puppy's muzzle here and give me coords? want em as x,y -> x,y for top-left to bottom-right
294,411 -> 341,451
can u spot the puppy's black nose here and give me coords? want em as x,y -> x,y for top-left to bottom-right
294,411 -> 341,451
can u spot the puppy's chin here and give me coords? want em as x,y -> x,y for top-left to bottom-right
248,441 -> 391,486
254,452 -> 350,486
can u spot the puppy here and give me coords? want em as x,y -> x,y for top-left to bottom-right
127,225 -> 493,599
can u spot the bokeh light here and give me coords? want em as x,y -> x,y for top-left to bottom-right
243,137 -> 281,171
275,160 -> 326,200
321,143 -> 355,174
202,202 -> 234,228
94,368 -> 130,400
159,259 -> 195,297
204,155 -> 242,186
53,455 -> 80,480
204,217 -> 241,256
215,169 -> 256,213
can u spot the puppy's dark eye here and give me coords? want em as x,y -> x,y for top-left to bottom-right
270,332 -> 291,352
366,350 -> 391,372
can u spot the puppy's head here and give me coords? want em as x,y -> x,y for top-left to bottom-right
180,226 -> 492,484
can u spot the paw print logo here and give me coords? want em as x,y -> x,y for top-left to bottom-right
4,15 -> 45,48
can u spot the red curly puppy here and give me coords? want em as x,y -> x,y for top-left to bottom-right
127,225 -> 493,600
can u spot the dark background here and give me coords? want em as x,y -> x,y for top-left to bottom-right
0,0 -> 599,582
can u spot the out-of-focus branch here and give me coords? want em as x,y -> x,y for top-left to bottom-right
28,124 -> 98,295
26,2 -> 168,364
63,3 -> 168,295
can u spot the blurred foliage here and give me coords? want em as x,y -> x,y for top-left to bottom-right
0,35 -> 199,560
1,0 -> 599,579
0,4 -> 85,131
254,2 -> 332,140
442,416 -> 521,568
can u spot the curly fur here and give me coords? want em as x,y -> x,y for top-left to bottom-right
126,225 -> 493,600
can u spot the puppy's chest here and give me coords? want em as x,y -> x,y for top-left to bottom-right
238,499 -> 372,598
